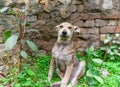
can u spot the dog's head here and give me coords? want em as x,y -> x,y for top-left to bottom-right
55,22 -> 80,42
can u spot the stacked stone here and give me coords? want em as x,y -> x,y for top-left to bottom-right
0,0 -> 120,52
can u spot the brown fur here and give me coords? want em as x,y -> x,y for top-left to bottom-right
48,22 -> 85,87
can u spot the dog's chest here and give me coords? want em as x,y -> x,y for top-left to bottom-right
52,45 -> 74,65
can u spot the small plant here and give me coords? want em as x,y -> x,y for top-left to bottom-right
101,34 -> 120,61
85,46 -> 104,85
1,7 -> 39,71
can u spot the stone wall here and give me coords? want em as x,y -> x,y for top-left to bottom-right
0,0 -> 120,53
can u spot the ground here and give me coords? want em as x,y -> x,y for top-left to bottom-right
0,54 -> 119,87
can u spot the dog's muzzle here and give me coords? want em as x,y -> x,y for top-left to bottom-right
60,30 -> 69,41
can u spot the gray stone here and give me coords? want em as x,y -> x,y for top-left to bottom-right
0,1 -> 5,7
90,34 -> 100,40
78,5 -> 84,12
0,44 -> 4,50
83,20 -> 95,28
79,28 -> 87,34
31,20 -> 46,28
92,41 -> 100,47
70,13 -> 80,21
27,16 -> 37,22
100,26 -> 116,33
5,0 -> 25,6
71,0 -> 83,5
95,19 -> 108,27
0,37 -> 3,43
79,13 -> 101,20
108,20 -> 117,26
43,0 -> 57,12
0,44 -> 5,59
70,5 -> 77,13
78,34 -> 90,40
59,5 -> 71,18
39,50 -> 46,55
102,0 -> 113,10
83,0 -> 117,11
101,11 -> 120,19
74,21 -> 83,27
83,0 -> 103,11
0,26 -> 3,34
27,4 -> 42,15
58,0 -> 71,4
87,28 -> 99,34
54,17 -> 62,22
118,20 -> 120,26
47,21 -> 57,31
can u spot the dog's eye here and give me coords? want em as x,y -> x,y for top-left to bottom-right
60,25 -> 63,28
68,26 -> 72,29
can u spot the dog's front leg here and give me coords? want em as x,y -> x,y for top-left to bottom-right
61,63 -> 74,87
48,59 -> 54,81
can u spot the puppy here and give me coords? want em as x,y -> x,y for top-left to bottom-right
48,22 -> 85,87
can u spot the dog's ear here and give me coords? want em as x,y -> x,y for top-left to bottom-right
54,25 -> 60,31
74,26 -> 81,32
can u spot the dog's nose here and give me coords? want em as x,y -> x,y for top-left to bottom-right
62,30 -> 67,35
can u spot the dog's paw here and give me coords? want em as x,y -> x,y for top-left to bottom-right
51,81 -> 61,87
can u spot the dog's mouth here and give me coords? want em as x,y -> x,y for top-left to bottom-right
60,35 -> 69,41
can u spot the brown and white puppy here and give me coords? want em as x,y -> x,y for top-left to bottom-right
48,22 -> 85,87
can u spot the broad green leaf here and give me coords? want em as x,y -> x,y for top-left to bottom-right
0,7 -> 9,13
26,29 -> 40,34
3,30 -> 12,42
104,34 -> 112,44
27,69 -> 34,76
87,77 -> 94,85
110,45 -> 117,49
92,52 -> 98,57
5,35 -> 18,51
14,84 -> 21,87
88,62 -> 93,70
26,40 -> 38,52
104,39 -> 110,44
94,75 -> 104,84
0,85 -> 4,87
109,51 -> 114,55
25,22 -> 30,26
100,47 -> 106,51
115,33 -> 120,37
118,47 -> 120,50
89,45 -> 94,52
8,10 -> 16,15
115,53 -> 120,56
20,50 -> 27,59
86,70 -> 93,77
113,49 -> 118,53
85,46 -> 94,56
92,59 -> 103,65
110,56 -> 115,60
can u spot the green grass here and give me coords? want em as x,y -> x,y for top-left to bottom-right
15,55 -> 120,87
76,62 -> 120,87
0,55 -> 120,87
